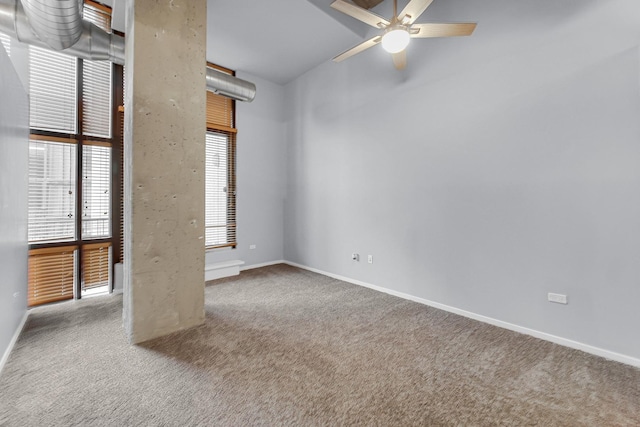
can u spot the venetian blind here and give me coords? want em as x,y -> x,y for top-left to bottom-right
28,139 -> 77,243
205,132 -> 236,248
29,45 -> 77,133
83,0 -> 112,33
118,107 -> 124,262
82,1 -> 113,139
0,32 -> 10,56
82,144 -> 111,239
82,59 -> 112,138
82,242 -> 111,292
28,246 -> 77,306
206,91 -> 234,131
205,65 -> 237,249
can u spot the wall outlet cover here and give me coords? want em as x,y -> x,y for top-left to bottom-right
548,293 -> 568,304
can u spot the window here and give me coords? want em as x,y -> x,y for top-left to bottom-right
205,64 -> 237,249
81,242 -> 111,295
205,131 -> 236,247
26,1 -> 122,306
0,32 -> 10,56
82,144 -> 111,239
28,138 -> 77,242
28,246 -> 77,306
29,46 -> 77,133
83,59 -> 112,138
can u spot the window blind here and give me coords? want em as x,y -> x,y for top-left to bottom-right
28,246 -> 77,307
206,91 -> 235,131
28,139 -> 77,242
82,144 -> 111,239
205,131 -> 236,248
81,242 -> 111,293
83,0 -> 112,32
29,45 -> 77,133
0,32 -> 10,57
205,65 -> 237,249
118,107 -> 124,262
82,59 -> 112,138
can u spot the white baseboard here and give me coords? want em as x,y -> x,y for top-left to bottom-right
205,260 -> 245,281
284,261 -> 640,369
240,260 -> 285,271
0,310 -> 29,376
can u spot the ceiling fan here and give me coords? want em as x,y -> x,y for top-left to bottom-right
331,0 -> 477,70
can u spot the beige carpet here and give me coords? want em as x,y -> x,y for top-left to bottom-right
1,264 -> 639,425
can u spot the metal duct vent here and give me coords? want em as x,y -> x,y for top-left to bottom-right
0,0 -> 124,64
206,67 -> 256,103
20,0 -> 83,50
0,0 -> 257,102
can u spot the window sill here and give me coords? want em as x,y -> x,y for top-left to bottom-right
205,245 -> 236,254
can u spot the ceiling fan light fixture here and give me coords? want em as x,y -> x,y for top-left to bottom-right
381,28 -> 410,53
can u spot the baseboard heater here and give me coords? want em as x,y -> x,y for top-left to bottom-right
112,260 -> 245,292
205,260 -> 245,282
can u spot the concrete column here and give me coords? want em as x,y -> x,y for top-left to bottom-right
123,0 -> 206,343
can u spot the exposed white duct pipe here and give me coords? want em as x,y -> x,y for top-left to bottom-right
20,0 -> 83,50
206,67 -> 256,103
0,0 -> 124,64
0,0 -> 255,101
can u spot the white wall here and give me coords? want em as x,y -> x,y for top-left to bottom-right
206,72 -> 287,268
283,0 -> 640,360
0,43 -> 29,368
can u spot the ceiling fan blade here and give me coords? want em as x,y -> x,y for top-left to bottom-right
398,0 -> 434,25
410,23 -> 477,38
330,0 -> 390,28
333,36 -> 382,62
392,50 -> 407,70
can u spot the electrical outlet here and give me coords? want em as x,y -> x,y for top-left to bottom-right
368,255 -> 373,264
352,253 -> 359,261
249,244 -> 256,250
548,293 -> 568,305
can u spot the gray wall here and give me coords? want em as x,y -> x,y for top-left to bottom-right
283,0 -> 640,359
206,72 -> 287,267
0,43 -> 29,364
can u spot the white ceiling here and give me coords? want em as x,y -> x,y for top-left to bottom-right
205,0 -> 366,84
108,0 -> 382,84
109,0 -> 640,86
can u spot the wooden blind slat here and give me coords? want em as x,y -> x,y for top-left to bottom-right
28,246 -> 77,307
82,242 -> 111,291
206,91 -> 235,130
83,1 -> 112,33
29,134 -> 77,144
206,124 -> 237,134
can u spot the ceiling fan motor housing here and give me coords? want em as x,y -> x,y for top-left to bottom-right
381,25 -> 411,53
